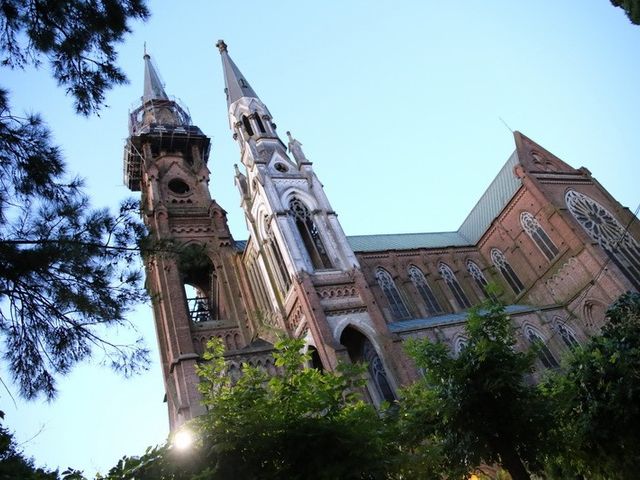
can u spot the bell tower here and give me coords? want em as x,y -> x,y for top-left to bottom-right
216,41 -> 412,403
124,52 -> 250,429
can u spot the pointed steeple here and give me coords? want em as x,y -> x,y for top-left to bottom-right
143,50 -> 169,103
216,40 -> 258,105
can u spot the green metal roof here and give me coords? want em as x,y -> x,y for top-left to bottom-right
347,151 -> 522,252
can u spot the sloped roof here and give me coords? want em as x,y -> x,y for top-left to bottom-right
388,304 -> 535,333
346,150 -> 522,252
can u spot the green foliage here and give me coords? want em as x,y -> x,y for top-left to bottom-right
610,0 -> 640,25
93,338 -> 396,479
194,337 -> 393,479
0,1 -> 150,399
542,291 -> 640,479
398,299 -> 553,480
1,0 -> 150,115
0,421 -> 59,479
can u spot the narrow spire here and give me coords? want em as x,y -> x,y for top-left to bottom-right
216,40 -> 258,105
143,50 -> 169,103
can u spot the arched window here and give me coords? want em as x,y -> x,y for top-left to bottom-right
241,115 -> 254,136
375,268 -> 411,320
491,248 -> 524,295
466,260 -> 493,299
520,212 -> 559,261
438,263 -> 471,309
566,190 -> 640,289
552,317 -> 580,350
289,197 -> 332,270
264,216 -> 291,292
254,112 -> 266,133
408,265 -> 442,315
524,326 -> 559,369
454,336 -> 468,356
341,327 -> 396,404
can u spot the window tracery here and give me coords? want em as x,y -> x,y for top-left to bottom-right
289,197 -> 332,269
490,248 -> 524,294
375,268 -> 411,320
524,326 -> 559,369
466,260 -> 492,299
520,212 -> 559,261
408,265 -> 442,315
552,317 -> 580,350
454,336 -> 468,356
566,190 -> 640,289
362,339 -> 396,403
438,263 -> 471,309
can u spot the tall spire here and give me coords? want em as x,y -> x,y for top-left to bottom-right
143,50 -> 169,102
216,40 -> 258,105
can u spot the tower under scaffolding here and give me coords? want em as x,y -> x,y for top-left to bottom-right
123,96 -> 210,191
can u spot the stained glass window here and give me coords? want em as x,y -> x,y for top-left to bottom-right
491,248 -> 524,294
375,268 -> 411,320
524,326 -> 559,369
408,265 -> 442,315
520,212 -> 559,261
553,317 -> 580,350
466,260 -> 493,299
438,263 -> 471,309
289,197 -> 332,269
566,190 -> 640,289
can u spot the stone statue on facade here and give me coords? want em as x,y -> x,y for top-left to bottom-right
286,131 -> 307,163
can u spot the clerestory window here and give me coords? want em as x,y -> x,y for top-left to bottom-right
375,268 -> 411,320
408,265 -> 442,315
438,263 -> 471,309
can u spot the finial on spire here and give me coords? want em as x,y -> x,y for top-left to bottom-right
216,40 -> 228,54
143,41 -> 149,59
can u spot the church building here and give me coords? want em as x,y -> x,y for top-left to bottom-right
124,41 -> 640,430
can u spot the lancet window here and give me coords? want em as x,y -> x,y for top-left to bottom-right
363,339 -> 396,403
520,212 -> 559,261
466,260 -> 492,299
408,265 -> 442,315
454,336 -> 468,356
264,217 -> 291,292
491,248 -> 524,295
242,115 -> 254,136
254,112 -> 266,133
566,189 -> 640,289
524,326 -> 559,369
553,317 -> 580,350
438,263 -> 471,309
289,197 -> 332,270
375,268 -> 411,320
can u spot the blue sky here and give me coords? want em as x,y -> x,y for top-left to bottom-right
2,1 -> 639,475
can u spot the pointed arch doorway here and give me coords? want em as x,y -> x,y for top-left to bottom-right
340,326 -> 396,405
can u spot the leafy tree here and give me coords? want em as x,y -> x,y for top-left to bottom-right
542,291 -> 640,479
0,415 -> 59,480
398,299 -> 554,480
0,1 -> 150,399
193,337 -> 394,479
90,338 -> 397,480
610,0 -> 640,24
